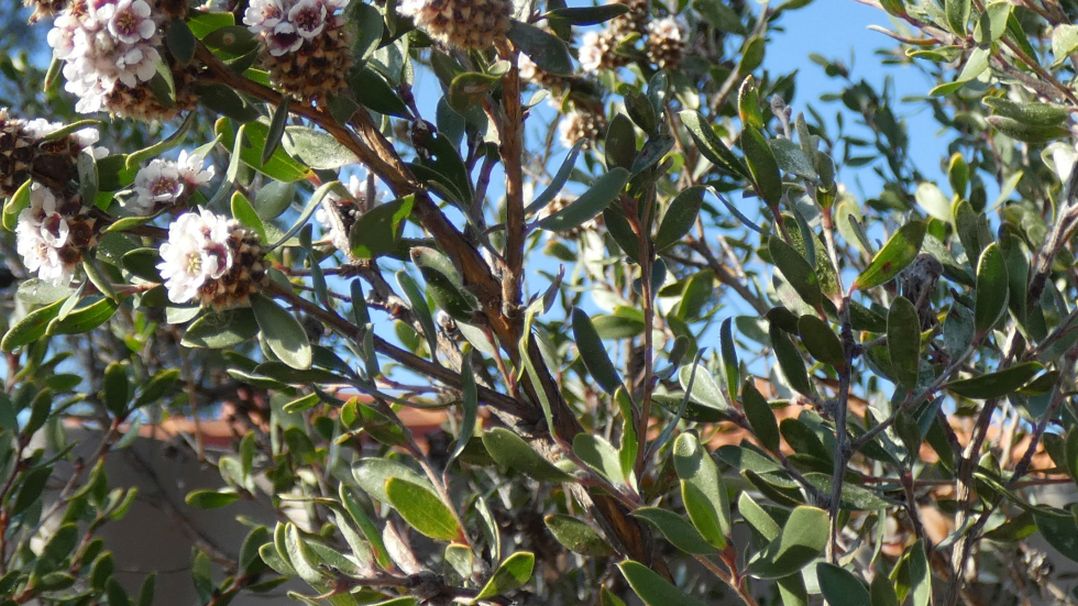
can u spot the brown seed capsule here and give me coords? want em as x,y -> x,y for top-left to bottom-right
260,13 -> 353,104
398,0 -> 511,50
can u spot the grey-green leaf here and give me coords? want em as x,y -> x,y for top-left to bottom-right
974,242 -> 1008,336
853,222 -> 926,291
571,307 -> 622,394
537,168 -> 629,232
250,294 -> 312,370
887,296 -> 921,388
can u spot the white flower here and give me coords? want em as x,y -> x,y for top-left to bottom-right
646,16 -> 682,43
131,159 -> 184,213
244,0 -> 286,33
177,149 -> 215,187
100,0 -> 155,44
115,44 -> 160,88
15,186 -> 75,284
288,0 -> 327,39
578,31 -> 604,72
158,209 -> 235,304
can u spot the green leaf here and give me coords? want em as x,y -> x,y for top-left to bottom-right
508,21 -> 572,75
914,182 -> 951,222
262,97 -> 290,165
571,307 -> 622,394
527,141 -> 584,214
537,168 -> 629,232
2,178 -> 32,231
448,357 -> 477,465
543,514 -> 613,556
482,427 -> 573,481
185,489 -> 241,509
448,71 -> 500,114
945,361 -> 1043,399
214,118 -> 310,182
2,297 -> 66,352
719,317 -> 739,397
46,297 -> 118,336
282,125 -> 360,170
618,560 -> 706,606
472,552 -> 535,601
605,113 -> 636,170
742,380 -> 779,452
974,242 -> 1008,335
633,507 -> 715,554
349,196 -> 415,259
572,434 -> 625,486
893,539 -> 930,606
870,574 -> 900,606
385,477 -> 461,541
770,323 -> 811,395
1051,24 -> 1078,64
817,563 -> 870,606
1034,510 -> 1078,562
741,126 -> 783,205
348,67 -> 410,118
853,221 -> 926,291
678,111 -> 748,178
104,361 -> 129,417
769,236 -> 822,307
397,269 -> 439,359
673,433 -> 730,548
250,293 -> 312,370
944,0 -> 970,34
678,364 -> 728,411
231,191 -> 267,243
887,296 -> 921,388
182,309 -> 259,348
545,4 -> 628,24
746,505 -> 828,579
656,186 -> 705,250
797,315 -> 844,367
134,369 -> 181,408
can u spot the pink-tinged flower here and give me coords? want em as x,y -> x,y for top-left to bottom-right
158,209 -> 236,304
244,0 -> 286,33
131,159 -> 184,213
15,186 -> 75,284
176,149 -> 215,187
101,0 -> 155,43
266,21 -> 303,56
288,0 -> 327,39
115,44 -> 159,87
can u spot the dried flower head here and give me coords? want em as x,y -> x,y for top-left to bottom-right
0,108 -> 101,198
558,109 -> 606,149
579,30 -> 625,73
397,0 -> 511,50
645,16 -> 684,68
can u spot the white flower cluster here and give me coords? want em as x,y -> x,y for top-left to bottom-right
127,150 -> 215,214
47,0 -> 165,114
157,209 -> 236,304
16,185 -> 93,285
244,0 -> 347,56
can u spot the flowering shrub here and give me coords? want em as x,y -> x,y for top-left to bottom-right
0,0 -> 1077,604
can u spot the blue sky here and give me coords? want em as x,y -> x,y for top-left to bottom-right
767,2 -> 945,187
